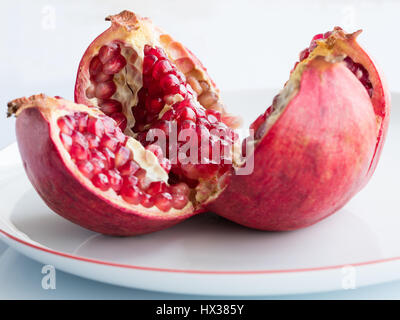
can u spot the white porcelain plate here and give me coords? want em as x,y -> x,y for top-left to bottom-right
0,89 -> 399,296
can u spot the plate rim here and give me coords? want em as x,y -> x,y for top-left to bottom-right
2,228 -> 400,275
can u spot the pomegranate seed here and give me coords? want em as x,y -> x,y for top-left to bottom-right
107,169 -> 123,192
103,54 -> 127,75
207,109 -> 222,121
99,99 -> 122,115
101,134 -> 119,152
170,182 -> 190,196
91,157 -> 106,174
93,72 -> 114,83
123,174 -> 139,187
119,160 -> 140,176
172,193 -> 188,209
89,56 -> 103,76
92,173 -> 110,191
101,116 -> 116,134
207,114 -> 218,124
75,113 -> 88,132
160,74 -> 180,94
176,70 -> 186,82
147,80 -> 163,96
70,144 -> 89,161
177,84 -> 188,97
102,147 -> 115,168
143,55 -> 158,75
136,168 -> 151,190
115,146 -> 131,168
85,85 -> 95,99
154,192 -> 173,212
194,106 -> 206,118
177,107 -> 196,122
114,127 -> 126,143
71,131 -> 89,148
77,160 -> 95,179
121,185 -> 142,205
98,44 -> 120,64
87,117 -> 105,137
57,116 -> 75,135
91,149 -> 107,161
84,133 -> 100,149
95,81 -> 116,99
311,33 -> 324,42
60,133 -> 72,151
145,45 -> 168,59
110,113 -> 127,131
141,194 -> 155,208
152,60 -> 173,80
147,181 -> 166,195
146,97 -> 164,114
344,57 -> 373,97
299,48 -> 310,61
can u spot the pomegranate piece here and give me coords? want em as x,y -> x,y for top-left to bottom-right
7,95 -> 216,236
208,27 -> 390,231
74,10 -> 241,131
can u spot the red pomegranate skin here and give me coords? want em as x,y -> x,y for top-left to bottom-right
16,106 -> 194,236
207,58 -> 378,231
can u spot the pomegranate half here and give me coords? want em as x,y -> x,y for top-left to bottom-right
74,10 -> 241,132
7,94 -> 233,235
208,28 -> 390,230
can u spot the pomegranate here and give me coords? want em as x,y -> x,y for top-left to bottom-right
8,82 -> 236,235
208,27 -> 390,230
74,10 -> 241,132
8,24 -> 389,235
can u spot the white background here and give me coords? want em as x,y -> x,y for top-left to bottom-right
1,0 -> 400,299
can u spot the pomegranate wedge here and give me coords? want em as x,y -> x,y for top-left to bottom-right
7,95 -> 231,235
208,27 -> 390,231
74,10 -> 241,133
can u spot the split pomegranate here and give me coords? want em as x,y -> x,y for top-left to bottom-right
74,10 -> 241,133
8,20 -> 389,235
208,27 -> 390,230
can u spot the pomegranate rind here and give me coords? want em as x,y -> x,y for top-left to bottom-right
9,95 -> 196,236
303,28 -> 390,186
208,58 -> 378,231
74,10 -> 241,129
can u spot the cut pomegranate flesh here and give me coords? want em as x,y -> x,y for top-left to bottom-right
84,42 -> 238,188
58,111 -> 188,212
